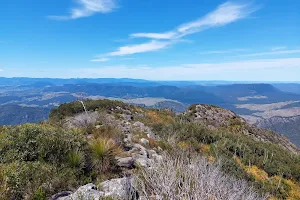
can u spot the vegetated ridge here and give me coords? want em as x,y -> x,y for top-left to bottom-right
0,99 -> 300,199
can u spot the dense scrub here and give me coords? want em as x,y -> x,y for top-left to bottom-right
0,124 -> 121,199
151,117 -> 300,199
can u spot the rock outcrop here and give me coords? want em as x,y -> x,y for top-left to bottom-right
52,178 -> 137,200
186,104 -> 300,154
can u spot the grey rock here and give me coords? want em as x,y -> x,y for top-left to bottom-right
99,177 -> 134,198
134,157 -> 149,167
147,131 -> 155,139
95,125 -> 102,129
122,114 -> 133,121
133,121 -> 146,129
56,184 -> 104,200
116,157 -> 134,168
140,138 -> 149,145
133,143 -> 146,151
132,153 -> 150,167
50,191 -> 72,200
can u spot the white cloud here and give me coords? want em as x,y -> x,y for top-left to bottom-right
271,46 -> 287,51
96,1 -> 257,61
130,32 -> 177,40
70,58 -> 300,80
107,40 -> 172,56
120,57 -> 137,60
97,1 -> 258,61
90,58 -> 110,62
199,49 -> 249,54
4,58 -> 300,81
48,0 -> 117,20
237,50 -> 300,57
183,58 -> 300,71
131,1 -> 257,40
0,69 -> 3,72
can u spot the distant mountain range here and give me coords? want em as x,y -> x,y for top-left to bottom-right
1,77 -> 300,147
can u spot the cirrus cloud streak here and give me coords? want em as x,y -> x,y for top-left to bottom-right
48,0 -> 117,20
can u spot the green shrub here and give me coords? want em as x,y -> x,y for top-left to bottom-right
89,138 -> 119,174
0,124 -> 88,199
0,124 -> 87,165
49,99 -> 133,124
149,118 -> 300,199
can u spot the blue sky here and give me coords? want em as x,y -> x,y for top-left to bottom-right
0,0 -> 300,81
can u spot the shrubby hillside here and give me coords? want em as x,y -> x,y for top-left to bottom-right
1,99 -> 300,199
256,116 -> 300,147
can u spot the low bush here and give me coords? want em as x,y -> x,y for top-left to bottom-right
134,153 -> 268,200
0,123 -> 122,199
150,118 -> 300,199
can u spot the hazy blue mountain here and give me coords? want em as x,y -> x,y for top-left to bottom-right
273,83 -> 300,94
0,105 -> 49,125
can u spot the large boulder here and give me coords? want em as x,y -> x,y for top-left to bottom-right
99,177 -> 137,199
116,157 -> 134,168
52,184 -> 104,200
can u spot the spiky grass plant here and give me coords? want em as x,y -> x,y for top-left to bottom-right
68,150 -> 85,169
89,138 -> 120,173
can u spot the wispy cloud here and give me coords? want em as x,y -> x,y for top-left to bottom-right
95,1 -> 258,61
4,58 -> 300,80
271,46 -> 287,51
183,58 -> 300,71
106,40 -> 173,56
72,57 -> 300,80
131,32 -> 177,40
131,1 -> 257,40
200,48 -> 249,55
90,58 -> 110,62
48,0 -> 117,20
237,49 -> 300,57
120,57 -> 137,60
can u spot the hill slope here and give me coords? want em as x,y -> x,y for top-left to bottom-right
1,99 -> 300,199
0,105 -> 49,125
256,116 -> 300,147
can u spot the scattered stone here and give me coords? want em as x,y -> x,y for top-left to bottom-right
50,191 -> 72,200
99,177 -> 135,198
132,153 -> 150,167
133,143 -> 146,150
116,157 -> 134,168
140,138 -> 149,145
54,184 -> 104,200
95,125 -> 102,129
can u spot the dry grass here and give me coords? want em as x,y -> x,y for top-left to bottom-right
144,110 -> 175,125
234,156 -> 300,199
134,153 -> 268,200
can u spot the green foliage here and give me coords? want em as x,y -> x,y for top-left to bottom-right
0,123 -> 121,199
32,187 -> 47,200
2,161 -> 65,200
49,99 -> 132,124
0,124 -> 86,165
150,118 -> 300,199
90,138 -> 119,174
2,99 -> 300,199
68,150 -> 85,169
